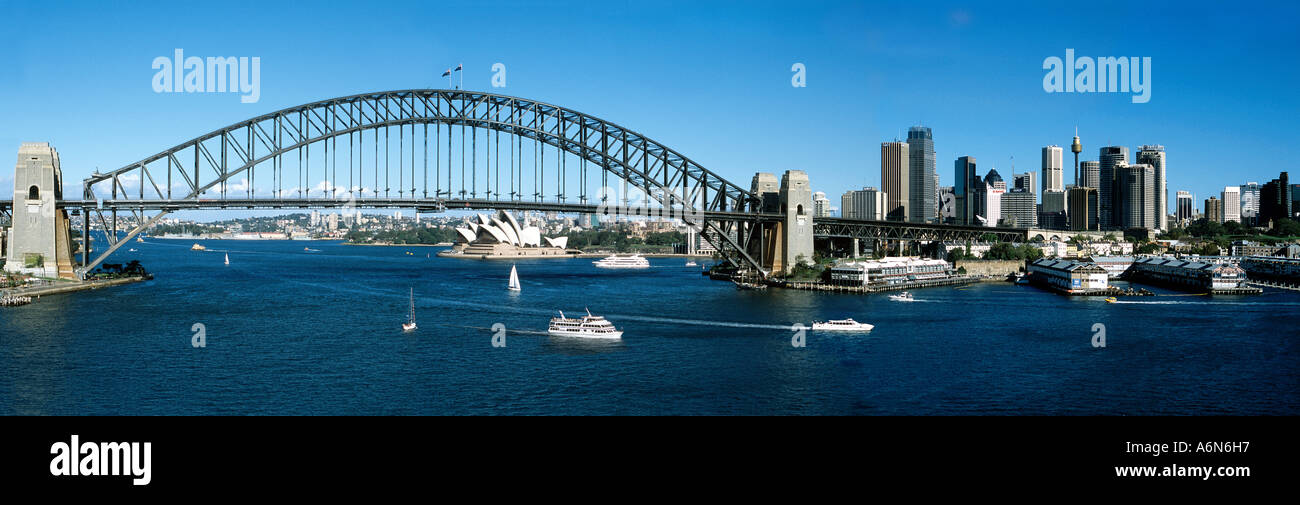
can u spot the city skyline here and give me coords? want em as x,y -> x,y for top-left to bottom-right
2,1 -> 1297,222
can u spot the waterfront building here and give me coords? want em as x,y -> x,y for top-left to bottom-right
1067,186 -> 1098,231
1129,257 -> 1251,292
813,191 -> 833,218
1001,190 -> 1037,228
881,141 -> 910,222
448,210 -> 571,257
1135,145 -> 1167,230
1091,255 -> 1136,279
1230,241 -> 1300,259
1041,146 -> 1064,194
828,257 -> 953,287
1097,146 -> 1129,229
1238,255 -> 1300,283
907,126 -> 937,224
841,187 -> 887,220
1205,197 -> 1223,223
1027,258 -> 1110,293
954,156 -> 978,226
1221,186 -> 1241,223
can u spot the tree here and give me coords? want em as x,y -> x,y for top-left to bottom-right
1269,218 -> 1300,238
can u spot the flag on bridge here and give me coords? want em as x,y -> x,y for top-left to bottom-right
441,68 -> 451,77
455,63 -> 462,72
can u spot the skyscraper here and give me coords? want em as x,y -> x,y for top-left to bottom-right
907,126 -> 936,223
1240,182 -> 1260,226
1098,146 -> 1129,229
812,191 -> 833,218
841,187 -> 887,220
1205,197 -> 1223,223
1079,161 -> 1100,190
1136,145 -> 1167,230
881,141 -> 910,222
1068,186 -> 1098,231
1260,172 -> 1291,224
1014,172 -> 1038,195
954,156 -> 978,226
1041,145 -> 1064,194
1221,187 -> 1241,223
1001,190 -> 1037,228
1116,163 -> 1156,229
1176,191 -> 1194,225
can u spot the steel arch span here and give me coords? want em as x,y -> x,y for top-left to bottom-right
79,89 -> 767,277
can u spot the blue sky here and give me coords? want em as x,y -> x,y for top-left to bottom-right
2,0 -> 1297,216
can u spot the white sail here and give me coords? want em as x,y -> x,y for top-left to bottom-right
224,253 -> 229,265
508,264 -> 521,291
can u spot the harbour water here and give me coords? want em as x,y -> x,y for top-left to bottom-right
1,238 -> 1296,415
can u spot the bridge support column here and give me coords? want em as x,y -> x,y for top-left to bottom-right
4,143 -> 77,280
776,170 -> 813,275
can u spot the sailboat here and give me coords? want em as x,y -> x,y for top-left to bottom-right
507,264 -> 522,292
224,253 -> 230,265
402,288 -> 418,332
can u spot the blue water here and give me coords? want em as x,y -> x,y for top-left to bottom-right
2,238 -> 1297,415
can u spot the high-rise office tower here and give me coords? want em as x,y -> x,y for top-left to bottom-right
1176,191 -> 1194,225
1260,172 -> 1291,224
1136,145 -> 1167,230
812,191 -> 833,218
1071,129 -> 1083,185
841,187 -> 887,220
1042,190 -> 1069,229
954,156 -> 978,226
1240,182 -> 1260,225
1098,146 -> 1129,229
1205,197 -> 1223,223
1042,145 -> 1064,194
1079,161 -> 1100,190
1116,163 -> 1156,229
907,126 -> 936,223
1068,186 -> 1098,231
1014,172 -> 1037,194
1221,187 -> 1241,223
1001,190 -> 1037,228
881,141 -> 910,222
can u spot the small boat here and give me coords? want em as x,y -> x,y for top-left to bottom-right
733,279 -> 767,290
1105,297 -> 1118,303
507,264 -> 522,292
190,243 -> 206,251
685,260 -> 698,267
402,288 -> 418,332
888,291 -> 915,302
224,253 -> 230,265
548,309 -> 622,339
136,236 -> 144,243
811,318 -> 875,332
592,254 -> 650,269
128,248 -> 137,252
303,247 -> 321,253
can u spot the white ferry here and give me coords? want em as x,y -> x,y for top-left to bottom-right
592,254 -> 650,269
888,291 -> 915,302
811,318 -> 875,332
190,243 -> 207,251
548,309 -> 623,339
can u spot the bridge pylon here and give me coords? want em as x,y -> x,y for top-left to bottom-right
4,143 -> 77,280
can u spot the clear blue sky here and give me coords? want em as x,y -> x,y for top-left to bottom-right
2,0 -> 1297,214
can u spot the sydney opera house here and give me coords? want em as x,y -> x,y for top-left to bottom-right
439,210 -> 574,258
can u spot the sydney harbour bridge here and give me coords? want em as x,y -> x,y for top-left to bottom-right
0,89 -> 1024,280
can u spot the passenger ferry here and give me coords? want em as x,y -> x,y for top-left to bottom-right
548,309 -> 623,339
888,291 -> 915,302
811,318 -> 875,332
190,243 -> 207,251
592,254 -> 650,269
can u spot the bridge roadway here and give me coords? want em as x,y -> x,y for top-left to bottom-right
2,197 -> 1028,243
